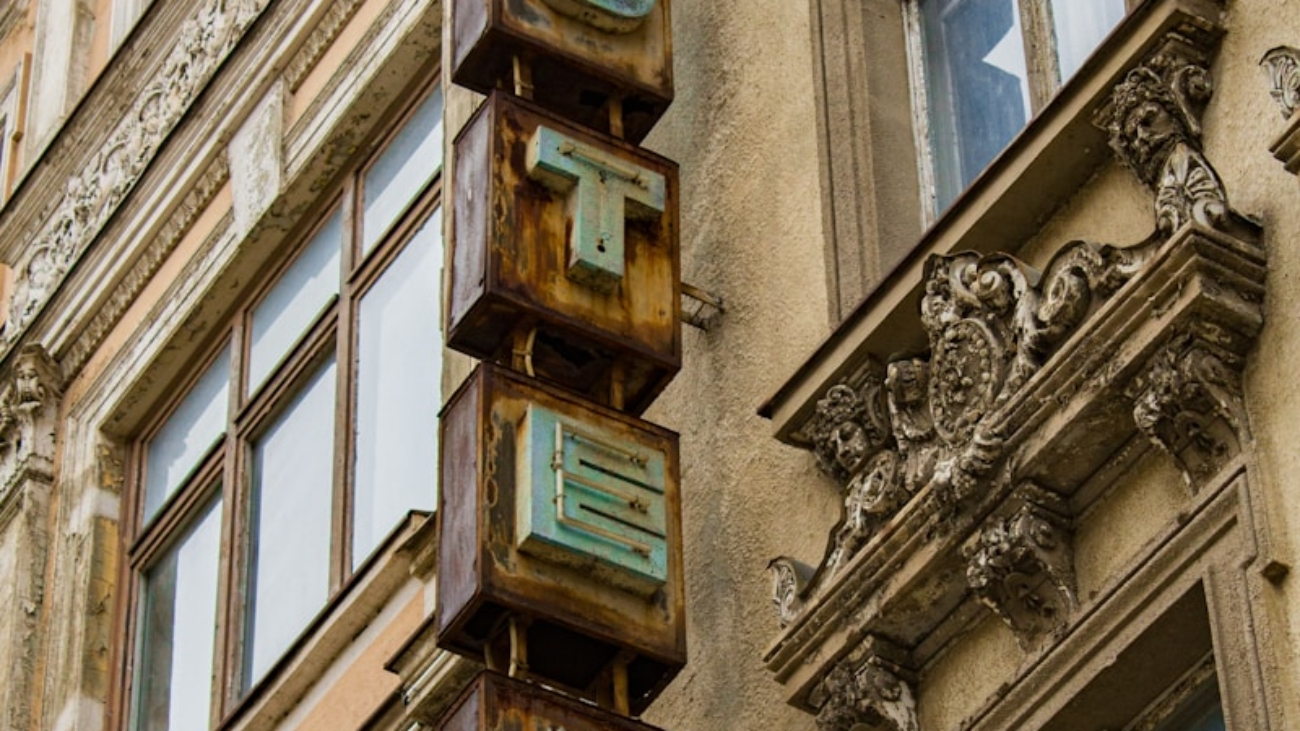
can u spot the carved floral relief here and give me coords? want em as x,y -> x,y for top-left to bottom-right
1260,46 -> 1300,119
3,0 -> 267,347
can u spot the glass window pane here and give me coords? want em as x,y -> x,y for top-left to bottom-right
1051,0 -> 1126,80
362,86 -> 444,254
922,0 -> 1031,211
132,497 -> 222,731
248,210 -> 342,395
144,346 -> 230,522
352,208 -> 442,567
244,359 -> 336,688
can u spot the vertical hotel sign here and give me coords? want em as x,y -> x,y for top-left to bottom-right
436,0 -> 685,728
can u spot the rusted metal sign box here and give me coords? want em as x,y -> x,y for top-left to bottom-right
437,364 -> 685,714
437,671 -> 667,731
450,0 -> 673,142
447,92 -> 680,415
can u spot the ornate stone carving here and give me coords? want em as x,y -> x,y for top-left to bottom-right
777,239 -> 1141,625
767,557 -> 810,629
1260,46 -> 1300,119
965,487 -> 1075,646
0,346 -> 62,496
811,653 -> 918,731
60,155 -> 229,383
807,361 -> 891,485
1130,335 -> 1246,487
3,0 -> 266,346
1096,43 -> 1227,236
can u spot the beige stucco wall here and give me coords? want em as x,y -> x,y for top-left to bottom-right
634,2 -> 838,729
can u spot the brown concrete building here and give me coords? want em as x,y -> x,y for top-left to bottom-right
0,0 -> 1296,729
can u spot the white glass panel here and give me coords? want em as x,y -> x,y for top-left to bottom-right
144,346 -> 230,522
248,210 -> 342,395
245,359 -> 336,687
921,0 -> 1031,211
133,497 -> 222,731
362,87 -> 444,253
1051,0 -> 1126,80
352,208 -> 442,568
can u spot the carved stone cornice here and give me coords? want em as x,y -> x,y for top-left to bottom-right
964,486 -> 1075,647
1,0 -> 267,349
1262,46 -> 1300,175
809,642 -> 918,731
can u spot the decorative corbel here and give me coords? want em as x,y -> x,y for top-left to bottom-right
965,485 -> 1076,647
810,646 -> 918,731
1095,35 -> 1228,235
1261,46 -> 1300,174
0,344 -> 63,497
1130,335 -> 1247,488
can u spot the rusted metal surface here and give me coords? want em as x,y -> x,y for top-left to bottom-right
435,364 -> 685,715
448,92 -> 681,415
450,0 -> 673,142
437,671 -> 668,730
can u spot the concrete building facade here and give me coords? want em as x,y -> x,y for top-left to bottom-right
0,0 -> 1296,730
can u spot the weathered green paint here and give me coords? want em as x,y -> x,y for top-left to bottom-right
517,403 -> 668,593
527,125 -> 667,292
539,0 -> 656,30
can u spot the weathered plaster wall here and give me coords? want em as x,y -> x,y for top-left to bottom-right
632,1 -> 838,729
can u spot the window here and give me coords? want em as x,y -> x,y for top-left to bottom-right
122,82 -> 444,729
910,0 -> 1127,214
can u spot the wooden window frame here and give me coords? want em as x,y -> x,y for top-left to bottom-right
115,74 -> 444,731
902,0 -> 1136,221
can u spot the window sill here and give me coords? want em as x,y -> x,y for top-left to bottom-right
217,511 -> 432,731
759,0 -> 1225,442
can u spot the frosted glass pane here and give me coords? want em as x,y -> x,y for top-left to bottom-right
352,208 -> 442,568
133,497 -> 221,731
922,0 -> 1031,211
144,346 -> 230,522
362,87 -> 444,253
1051,0 -> 1125,80
248,211 -> 341,394
245,360 -> 336,688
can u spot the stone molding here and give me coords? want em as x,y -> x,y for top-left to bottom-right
764,29 -> 1266,721
57,155 -> 229,383
285,0 -> 369,91
1,0 -> 267,348
1262,46 -> 1300,174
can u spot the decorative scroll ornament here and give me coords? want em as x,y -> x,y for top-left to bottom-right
767,557 -> 810,629
965,489 -> 1076,646
1130,336 -> 1247,487
1260,46 -> 1300,119
539,0 -> 655,33
812,654 -> 918,731
3,0 -> 267,345
0,346 -> 62,495
1096,49 -> 1227,236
